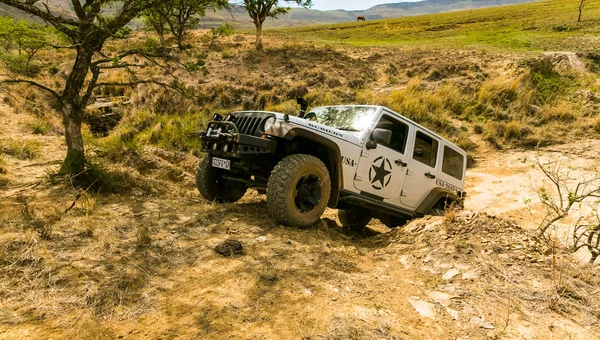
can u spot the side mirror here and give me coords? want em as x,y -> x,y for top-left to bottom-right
367,128 -> 392,150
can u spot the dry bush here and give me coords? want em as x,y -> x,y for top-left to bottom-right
534,155 -> 600,264
534,101 -> 578,125
477,75 -> 521,109
504,120 -> 523,139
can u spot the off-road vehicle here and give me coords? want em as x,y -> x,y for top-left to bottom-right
197,99 -> 467,228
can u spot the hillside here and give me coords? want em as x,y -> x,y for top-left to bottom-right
269,0 -> 600,51
183,0 -> 540,29
0,0 -> 539,28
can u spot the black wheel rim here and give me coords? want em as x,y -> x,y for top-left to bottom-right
294,172 -> 322,214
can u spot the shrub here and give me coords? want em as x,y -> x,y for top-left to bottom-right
477,76 -> 519,108
0,53 -> 40,77
504,120 -> 522,139
527,57 -> 576,104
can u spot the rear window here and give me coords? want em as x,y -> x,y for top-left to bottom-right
442,146 -> 464,180
413,131 -> 438,168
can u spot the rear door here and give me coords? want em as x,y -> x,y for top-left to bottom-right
400,129 -> 441,209
353,113 -> 412,199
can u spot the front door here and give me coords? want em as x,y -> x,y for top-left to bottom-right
354,113 -> 411,200
401,129 -> 441,208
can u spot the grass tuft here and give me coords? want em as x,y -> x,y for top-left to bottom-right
1,139 -> 41,160
23,119 -> 53,135
594,119 -> 600,134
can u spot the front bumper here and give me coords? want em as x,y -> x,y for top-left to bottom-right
200,121 -> 277,158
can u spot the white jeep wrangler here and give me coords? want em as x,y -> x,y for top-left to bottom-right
197,100 -> 467,228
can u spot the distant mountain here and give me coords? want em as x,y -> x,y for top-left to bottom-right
204,0 -> 538,29
0,0 -> 539,29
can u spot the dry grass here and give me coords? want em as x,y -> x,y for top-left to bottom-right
22,118 -> 53,135
1,138 -> 42,160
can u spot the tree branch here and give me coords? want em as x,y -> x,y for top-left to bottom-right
95,79 -> 185,95
0,79 -> 60,100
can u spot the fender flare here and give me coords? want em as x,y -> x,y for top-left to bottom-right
415,188 -> 459,214
268,124 -> 344,208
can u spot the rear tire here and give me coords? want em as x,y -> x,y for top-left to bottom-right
196,155 -> 247,203
338,210 -> 371,229
267,154 -> 331,227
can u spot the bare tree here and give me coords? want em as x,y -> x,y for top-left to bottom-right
578,0 -> 586,22
0,0 -> 188,175
240,0 -> 312,50
535,156 -> 600,264
536,157 -> 600,237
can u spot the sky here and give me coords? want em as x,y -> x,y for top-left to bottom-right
308,0 -> 423,11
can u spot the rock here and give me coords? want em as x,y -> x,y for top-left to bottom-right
442,268 -> 461,281
462,270 -> 480,280
446,308 -> 460,320
356,247 -> 368,256
398,255 -> 412,269
470,317 -> 495,329
428,291 -> 451,306
528,104 -> 541,114
408,297 -> 437,319
214,239 -> 243,256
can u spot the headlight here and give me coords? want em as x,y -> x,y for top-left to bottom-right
263,117 -> 276,132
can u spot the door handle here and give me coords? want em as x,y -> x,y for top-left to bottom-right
425,172 -> 436,179
395,159 -> 407,167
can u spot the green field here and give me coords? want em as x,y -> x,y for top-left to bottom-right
269,0 -> 600,51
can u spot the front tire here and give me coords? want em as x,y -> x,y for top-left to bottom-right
338,210 -> 371,229
196,155 -> 247,203
267,154 -> 331,227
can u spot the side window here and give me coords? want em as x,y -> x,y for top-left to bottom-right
442,146 -> 464,180
413,131 -> 438,167
374,115 -> 409,154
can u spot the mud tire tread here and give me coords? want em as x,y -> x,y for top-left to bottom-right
267,154 -> 331,227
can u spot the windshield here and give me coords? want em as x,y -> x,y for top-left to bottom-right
306,106 -> 379,132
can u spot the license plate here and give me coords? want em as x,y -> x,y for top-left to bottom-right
212,157 -> 231,170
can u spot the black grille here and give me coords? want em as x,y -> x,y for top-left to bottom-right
235,116 -> 262,135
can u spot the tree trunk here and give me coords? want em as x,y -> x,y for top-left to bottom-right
177,29 -> 185,50
59,47 -> 94,175
579,0 -> 585,22
255,23 -> 263,51
59,106 -> 86,175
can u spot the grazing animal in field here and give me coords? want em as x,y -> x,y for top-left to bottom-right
357,16 -> 366,22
